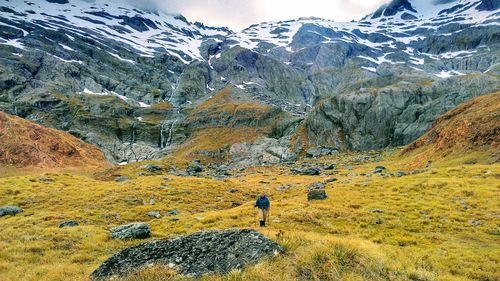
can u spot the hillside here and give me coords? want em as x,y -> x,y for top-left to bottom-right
0,0 -> 498,162
0,112 -> 107,169
0,148 -> 498,280
402,91 -> 500,166
0,1 -> 499,280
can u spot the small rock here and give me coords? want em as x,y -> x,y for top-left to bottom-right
228,188 -> 238,193
323,163 -> 337,170
325,177 -> 337,183
469,219 -> 482,226
187,160 -> 204,175
291,167 -> 321,176
231,202 -> 242,207
277,184 -> 291,191
396,171 -> 407,177
124,198 -> 143,205
59,221 -> 79,228
216,165 -> 231,176
369,208 -> 384,213
38,177 -> 53,182
373,166 -> 386,174
167,209 -> 180,216
306,147 -> 322,158
147,211 -> 161,219
307,189 -> 328,201
110,223 -> 151,239
0,206 -> 23,217
307,182 -> 326,190
115,176 -> 129,182
141,164 -> 163,173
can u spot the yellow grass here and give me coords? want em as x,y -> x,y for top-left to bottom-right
0,149 -> 499,281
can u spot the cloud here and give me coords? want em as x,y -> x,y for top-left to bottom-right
130,0 -> 389,31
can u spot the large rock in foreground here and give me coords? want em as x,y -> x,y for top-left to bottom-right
91,229 -> 283,279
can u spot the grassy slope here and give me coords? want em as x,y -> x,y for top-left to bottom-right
401,91 -> 500,168
0,112 -> 108,171
0,150 -> 498,281
1,93 -> 499,281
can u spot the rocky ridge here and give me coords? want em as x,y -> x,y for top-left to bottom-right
0,0 -> 498,164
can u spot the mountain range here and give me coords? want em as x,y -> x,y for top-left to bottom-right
0,0 -> 499,164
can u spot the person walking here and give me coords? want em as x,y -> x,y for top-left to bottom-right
254,191 -> 270,227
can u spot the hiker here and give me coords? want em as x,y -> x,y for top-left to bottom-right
254,191 -> 270,227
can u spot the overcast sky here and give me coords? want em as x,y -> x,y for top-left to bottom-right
137,0 -> 389,31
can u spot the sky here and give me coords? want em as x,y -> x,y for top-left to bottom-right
136,0 -> 389,31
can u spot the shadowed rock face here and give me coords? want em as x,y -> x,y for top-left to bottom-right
91,229 -> 283,279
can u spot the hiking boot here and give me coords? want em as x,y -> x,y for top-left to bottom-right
259,220 -> 265,227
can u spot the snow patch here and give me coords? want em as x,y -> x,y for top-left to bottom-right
361,66 -> 377,73
435,70 -> 465,78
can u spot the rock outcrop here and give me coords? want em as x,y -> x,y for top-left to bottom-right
110,223 -> 151,239
402,91 -> 500,164
91,229 -> 283,279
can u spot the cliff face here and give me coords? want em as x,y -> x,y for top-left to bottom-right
0,0 -> 499,163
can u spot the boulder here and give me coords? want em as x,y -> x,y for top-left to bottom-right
307,182 -> 326,190
325,177 -> 337,183
324,163 -> 337,170
306,146 -> 339,158
395,171 -> 408,177
167,209 -> 180,216
141,164 -> 163,173
59,221 -> 79,228
115,176 -> 129,182
291,167 -> 321,176
373,166 -> 386,174
110,223 -> 151,239
307,189 -> 327,201
187,160 -> 204,175
0,206 -> 23,217
91,229 -> 283,279
147,211 -> 161,219
38,177 -> 53,182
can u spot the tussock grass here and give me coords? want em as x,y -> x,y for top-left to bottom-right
0,151 -> 499,280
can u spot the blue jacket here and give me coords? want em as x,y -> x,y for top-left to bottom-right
255,195 -> 270,209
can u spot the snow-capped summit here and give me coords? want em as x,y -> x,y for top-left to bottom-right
368,0 -> 499,21
0,0 -> 231,62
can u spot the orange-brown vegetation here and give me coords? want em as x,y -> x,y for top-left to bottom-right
150,101 -> 174,111
168,127 -> 265,166
401,91 -> 500,166
188,87 -> 273,126
0,112 -> 108,170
